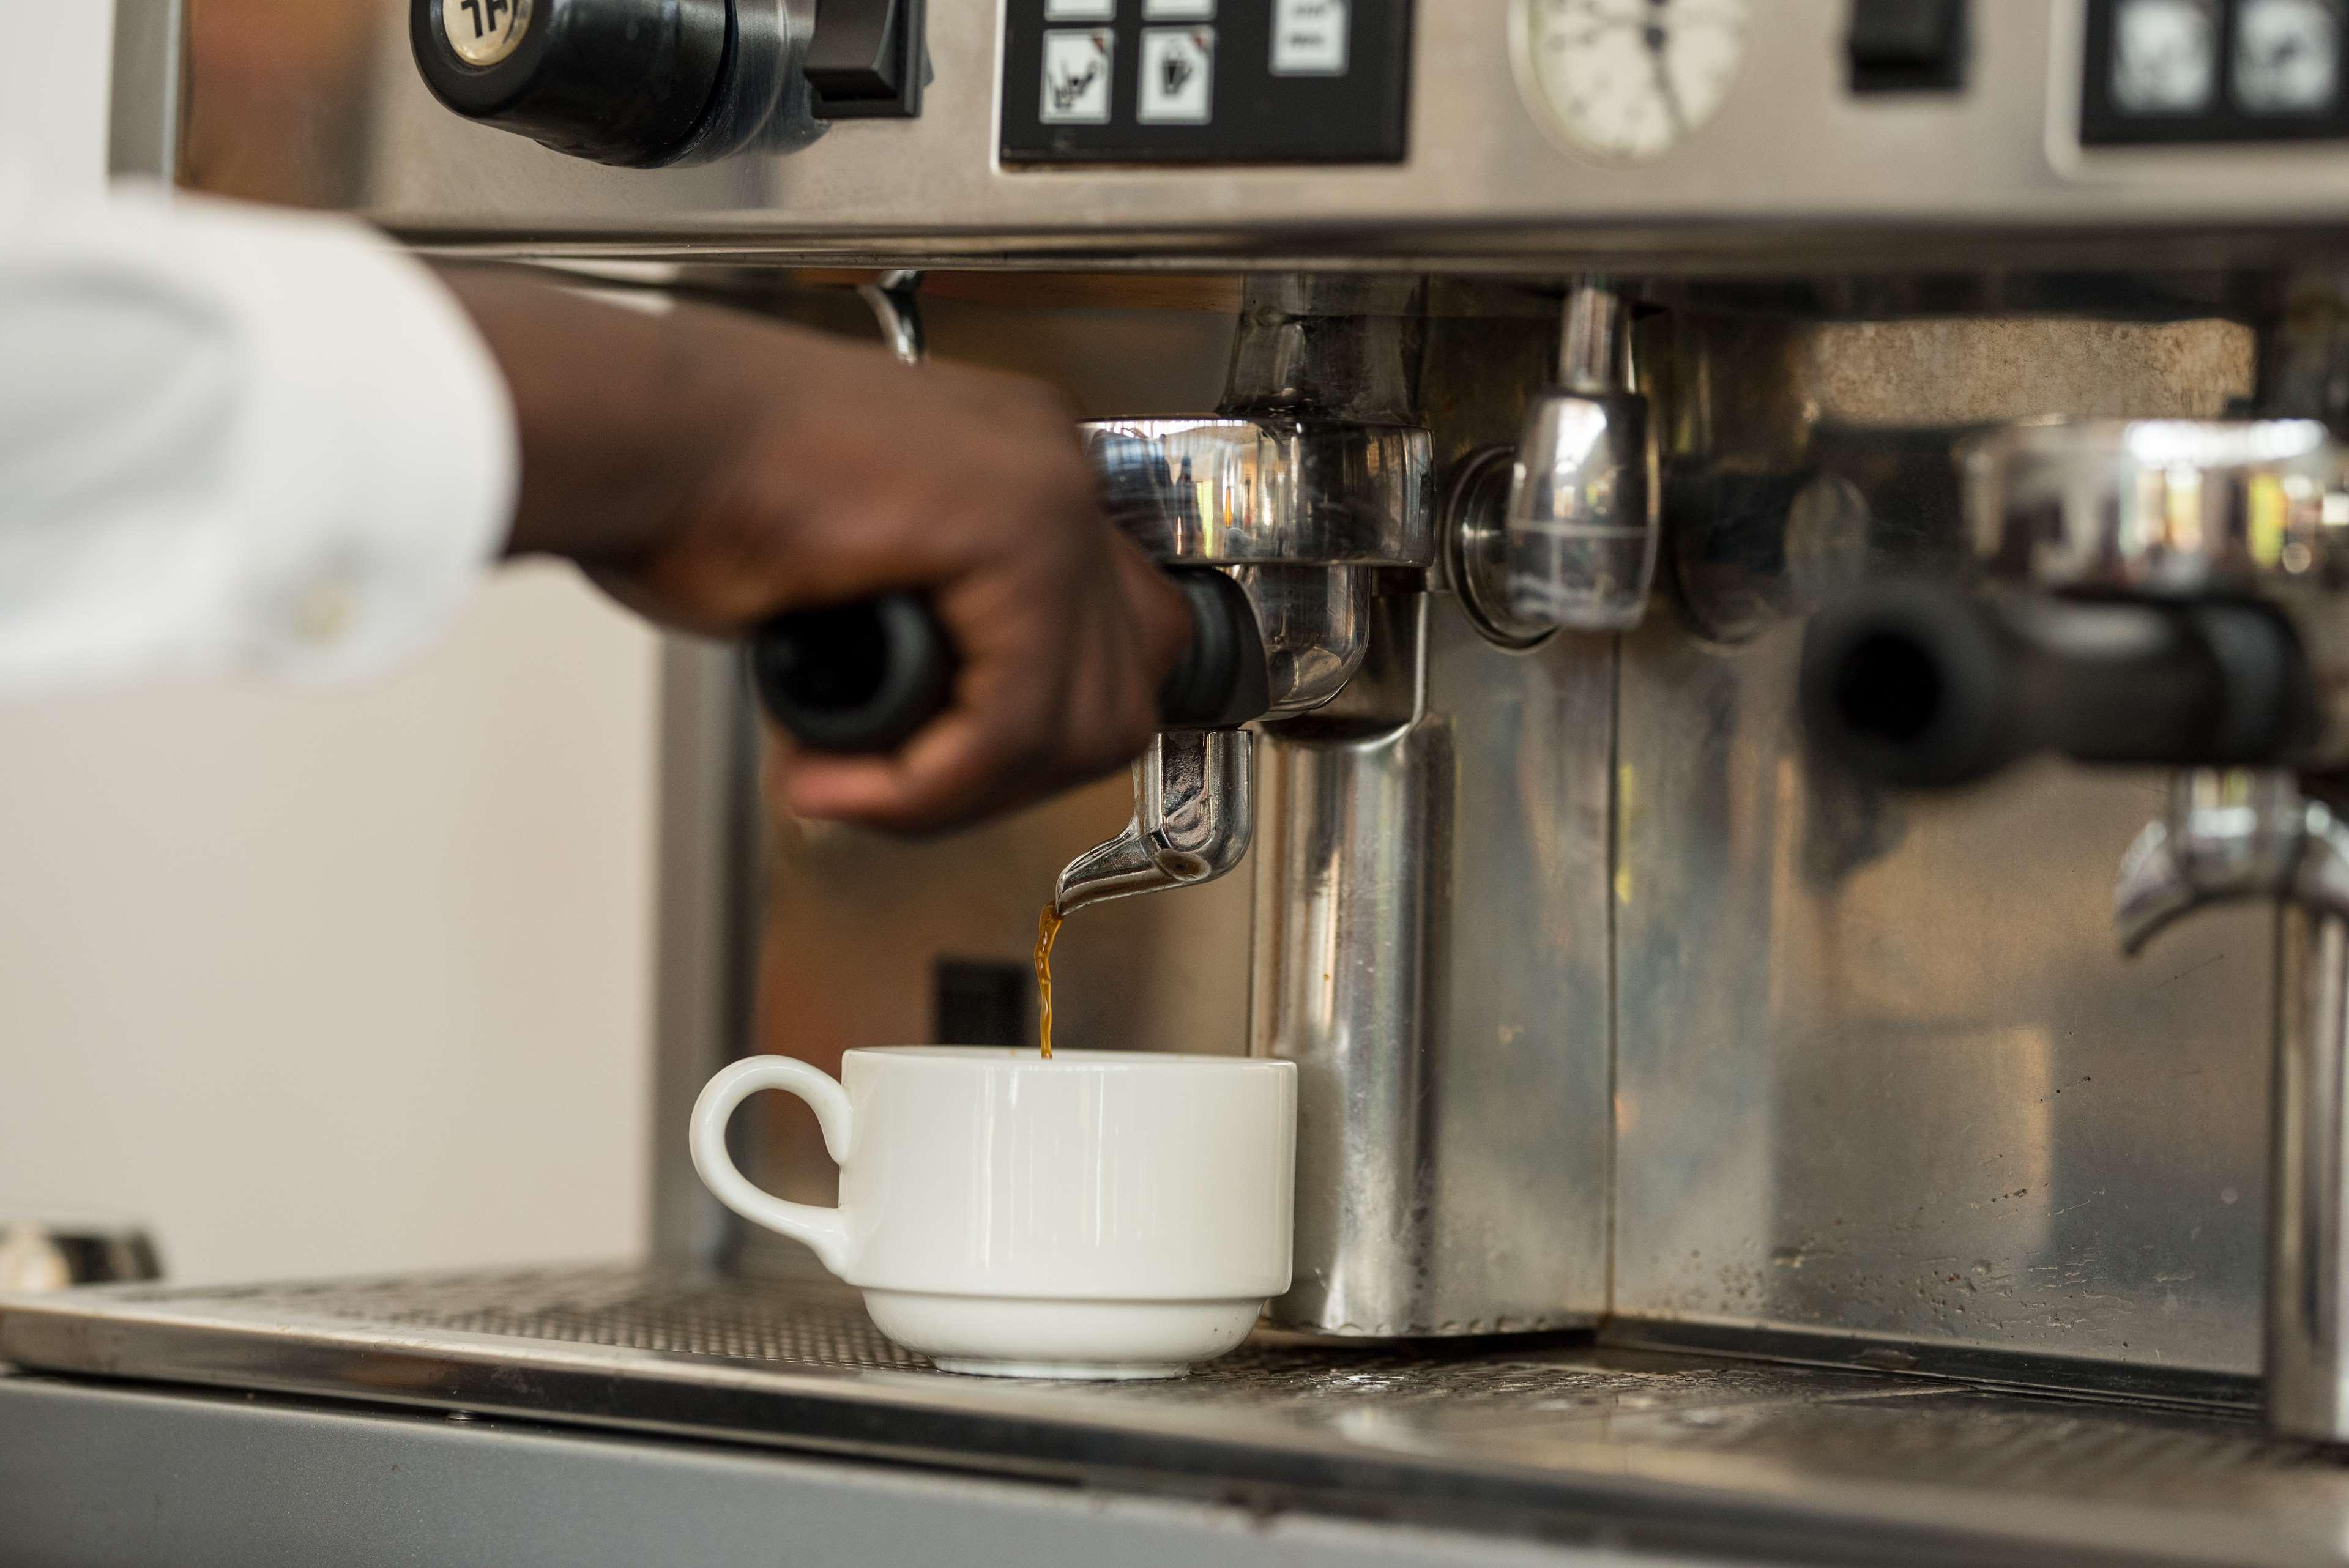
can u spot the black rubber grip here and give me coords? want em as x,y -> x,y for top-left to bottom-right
1800,582 -> 2311,789
1158,569 -> 1273,731
750,593 -> 956,755
750,569 -> 1272,754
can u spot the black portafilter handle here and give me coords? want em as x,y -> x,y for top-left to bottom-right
750,568 -> 1273,754
1799,581 -> 2313,789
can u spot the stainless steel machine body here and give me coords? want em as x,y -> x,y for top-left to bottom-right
43,0 -> 2349,1554
143,0 -> 2309,1378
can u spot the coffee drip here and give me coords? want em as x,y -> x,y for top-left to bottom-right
1033,905 -> 1064,1059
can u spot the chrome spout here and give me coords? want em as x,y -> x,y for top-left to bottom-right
1054,730 -> 1254,917
2115,771 -> 2312,956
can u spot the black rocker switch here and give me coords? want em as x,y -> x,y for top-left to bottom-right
1848,0 -> 1968,94
806,0 -> 926,119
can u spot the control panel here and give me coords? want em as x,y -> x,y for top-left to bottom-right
2082,0 -> 2349,144
999,0 -> 1411,165
382,1 -> 2349,264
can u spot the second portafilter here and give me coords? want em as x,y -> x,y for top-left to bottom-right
1801,415 -> 2349,1445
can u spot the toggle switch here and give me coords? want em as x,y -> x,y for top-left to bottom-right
806,0 -> 927,119
1848,0 -> 1970,94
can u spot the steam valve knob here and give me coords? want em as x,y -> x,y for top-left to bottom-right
1502,384 -> 1659,634
411,0 -> 733,168
1448,284 -> 1659,645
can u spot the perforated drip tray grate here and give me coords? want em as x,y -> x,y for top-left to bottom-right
6,1266 -> 2349,1566
281,1269 -> 932,1372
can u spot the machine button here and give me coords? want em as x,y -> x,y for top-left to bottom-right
805,0 -> 928,119
1044,0 -> 1115,19
1140,28 -> 1215,123
2234,0 -> 2342,116
1272,0 -> 1350,76
1847,0 -> 1969,94
2110,0 -> 2219,114
1144,0 -> 1216,17
1041,29 -> 1115,123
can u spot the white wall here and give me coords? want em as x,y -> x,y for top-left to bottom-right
0,0 -> 113,199
0,0 -> 661,1285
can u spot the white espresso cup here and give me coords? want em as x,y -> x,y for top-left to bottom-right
690,1047 -> 1297,1380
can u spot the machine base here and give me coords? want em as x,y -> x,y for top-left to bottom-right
6,1265 -> 2349,1565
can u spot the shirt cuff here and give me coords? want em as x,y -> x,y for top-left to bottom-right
168,191 -> 520,683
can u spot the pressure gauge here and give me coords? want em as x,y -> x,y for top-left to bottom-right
1515,0 -> 1752,163
2235,0 -> 2341,115
2110,0 -> 2219,115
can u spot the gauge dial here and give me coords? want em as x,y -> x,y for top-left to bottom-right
1517,0 -> 1751,163
2235,0 -> 2342,114
2110,0 -> 2218,114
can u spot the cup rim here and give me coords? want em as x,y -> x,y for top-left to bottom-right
842,1046 -> 1289,1071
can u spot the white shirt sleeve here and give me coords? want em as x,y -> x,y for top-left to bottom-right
0,184 -> 518,694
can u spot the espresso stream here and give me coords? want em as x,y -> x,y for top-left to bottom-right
1034,905 -> 1064,1060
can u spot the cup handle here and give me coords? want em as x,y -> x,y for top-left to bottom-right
689,1056 -> 856,1277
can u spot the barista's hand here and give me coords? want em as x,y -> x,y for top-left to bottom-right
442,267 -> 1190,833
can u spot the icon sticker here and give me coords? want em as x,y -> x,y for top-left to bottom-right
1139,28 -> 1214,123
1042,30 -> 1115,124
1271,0 -> 1349,77
442,0 -> 533,67
1044,0 -> 1115,18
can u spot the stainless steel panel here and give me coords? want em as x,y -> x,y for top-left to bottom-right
177,0 -> 2349,266
0,1375 -> 1682,1568
1615,626 -> 2275,1373
7,1266 -> 2349,1566
1614,314 -> 2277,1377
2272,902 -> 2349,1435
1254,595 -> 1614,1336
1248,290 -> 1614,1338
649,639 -> 762,1265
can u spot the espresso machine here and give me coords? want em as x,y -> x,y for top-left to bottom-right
26,0 -> 2349,1562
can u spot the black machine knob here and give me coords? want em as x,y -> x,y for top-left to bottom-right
411,0 -> 734,167
1801,581 -> 2313,789
751,570 -> 1273,756
412,0 -> 927,163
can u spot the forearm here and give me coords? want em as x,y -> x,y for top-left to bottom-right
436,267 -> 756,565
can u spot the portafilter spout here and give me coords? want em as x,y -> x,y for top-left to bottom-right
1054,729 -> 1254,917
1051,416 -> 1434,915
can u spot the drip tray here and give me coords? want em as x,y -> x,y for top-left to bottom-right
5,1266 -> 2348,1566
